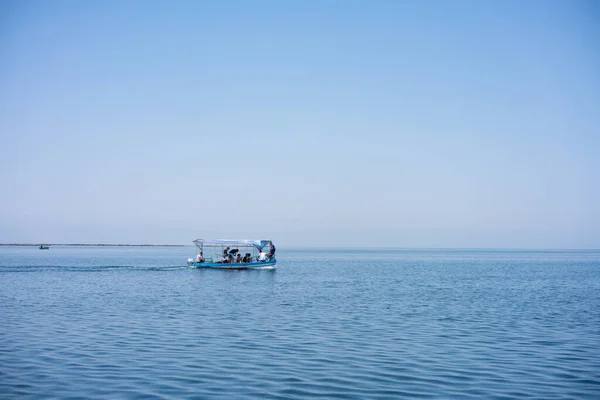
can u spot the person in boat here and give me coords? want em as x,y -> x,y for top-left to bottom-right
268,242 -> 276,260
257,251 -> 267,262
223,247 -> 230,257
228,253 -> 234,263
196,252 -> 205,263
229,248 -> 238,256
236,253 -> 242,263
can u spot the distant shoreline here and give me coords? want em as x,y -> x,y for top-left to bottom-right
0,243 -> 188,247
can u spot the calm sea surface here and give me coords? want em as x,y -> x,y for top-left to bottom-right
1,246 -> 599,399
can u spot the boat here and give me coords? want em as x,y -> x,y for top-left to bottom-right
39,245 -> 49,250
187,239 -> 276,269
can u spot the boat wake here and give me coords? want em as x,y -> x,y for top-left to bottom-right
0,265 -> 192,273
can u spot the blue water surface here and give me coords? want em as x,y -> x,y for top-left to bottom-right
1,246 -> 599,399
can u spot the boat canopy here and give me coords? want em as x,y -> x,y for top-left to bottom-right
193,239 -> 272,250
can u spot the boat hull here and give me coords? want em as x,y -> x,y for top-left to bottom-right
190,259 -> 276,269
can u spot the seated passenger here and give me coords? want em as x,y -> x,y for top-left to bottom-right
196,251 -> 205,263
236,254 -> 242,263
257,252 -> 267,262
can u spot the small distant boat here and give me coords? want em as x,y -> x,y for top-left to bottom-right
39,245 -> 50,250
187,239 -> 276,269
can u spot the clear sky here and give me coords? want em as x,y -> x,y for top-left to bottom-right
1,0 -> 598,248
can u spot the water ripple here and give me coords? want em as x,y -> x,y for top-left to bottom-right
1,248 -> 600,398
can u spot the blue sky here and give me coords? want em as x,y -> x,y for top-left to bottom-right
1,0 -> 598,248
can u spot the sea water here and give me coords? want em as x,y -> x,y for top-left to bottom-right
1,246 -> 599,399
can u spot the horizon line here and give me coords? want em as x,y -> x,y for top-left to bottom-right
0,243 -> 598,251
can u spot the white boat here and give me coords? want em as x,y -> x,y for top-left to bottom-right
187,239 -> 276,269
